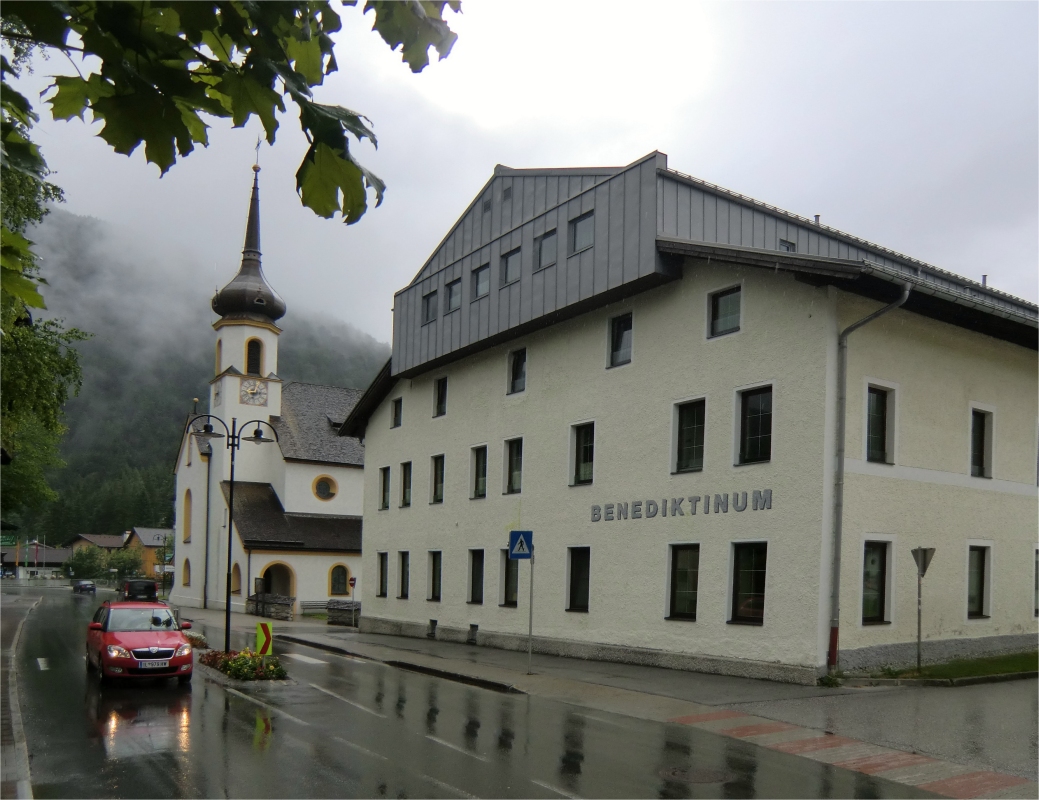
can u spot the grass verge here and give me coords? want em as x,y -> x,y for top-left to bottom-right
873,650 -> 1037,680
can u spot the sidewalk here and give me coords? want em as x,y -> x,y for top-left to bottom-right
175,604 -> 1038,799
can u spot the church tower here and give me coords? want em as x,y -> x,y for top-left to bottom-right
210,165 -> 287,420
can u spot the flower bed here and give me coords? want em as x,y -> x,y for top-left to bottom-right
199,648 -> 288,681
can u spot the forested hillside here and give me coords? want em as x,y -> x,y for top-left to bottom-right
18,210 -> 388,545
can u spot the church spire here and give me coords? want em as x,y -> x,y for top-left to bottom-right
211,165 -> 287,322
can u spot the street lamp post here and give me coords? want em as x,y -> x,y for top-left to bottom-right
187,414 -> 278,653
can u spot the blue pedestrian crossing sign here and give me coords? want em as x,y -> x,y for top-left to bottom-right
509,530 -> 533,559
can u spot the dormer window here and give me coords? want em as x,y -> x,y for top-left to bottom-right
246,339 -> 263,375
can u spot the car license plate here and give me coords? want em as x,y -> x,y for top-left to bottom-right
139,660 -> 169,669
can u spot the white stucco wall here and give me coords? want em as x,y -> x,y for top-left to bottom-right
361,262 -> 833,670
281,462 -> 364,515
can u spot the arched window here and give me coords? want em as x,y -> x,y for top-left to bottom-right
231,563 -> 242,595
215,339 -> 223,374
183,489 -> 192,542
246,339 -> 263,376
182,559 -> 191,586
330,565 -> 348,596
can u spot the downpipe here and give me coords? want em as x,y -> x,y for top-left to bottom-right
828,283 -> 911,673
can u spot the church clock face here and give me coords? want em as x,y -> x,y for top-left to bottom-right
239,378 -> 268,406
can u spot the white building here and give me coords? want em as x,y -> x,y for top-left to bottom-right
343,151 -> 1038,684
169,167 -> 365,617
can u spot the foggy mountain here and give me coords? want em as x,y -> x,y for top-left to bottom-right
26,209 -> 389,543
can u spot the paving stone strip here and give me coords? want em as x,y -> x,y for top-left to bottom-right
667,710 -> 1036,799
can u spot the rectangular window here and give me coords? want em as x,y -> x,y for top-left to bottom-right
501,550 -> 518,607
377,552 -> 388,597
503,185 -> 512,202
739,386 -> 773,464
434,377 -> 448,417
862,542 -> 887,623
536,230 -> 557,270
968,546 -> 988,618
482,197 -> 491,214
400,461 -> 412,508
391,397 -> 402,428
469,549 -> 484,604
422,290 -> 437,324
669,545 -> 700,620
778,239 -> 796,252
379,466 -> 390,510
570,211 -> 594,254
971,409 -> 991,478
675,400 -> 705,473
472,264 -> 490,299
472,446 -> 487,499
710,286 -> 741,337
508,348 -> 526,394
573,423 -> 594,485
609,313 -> 632,367
501,248 -> 521,286
867,387 -> 890,463
567,547 -> 590,612
731,542 -> 767,624
506,438 -> 523,494
445,279 -> 461,313
429,551 -> 442,602
431,455 -> 445,504
398,552 -> 410,599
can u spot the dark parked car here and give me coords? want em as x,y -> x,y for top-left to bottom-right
72,580 -> 97,594
122,579 -> 158,602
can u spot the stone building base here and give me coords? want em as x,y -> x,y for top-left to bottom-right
838,632 -> 1038,673
359,616 -> 819,685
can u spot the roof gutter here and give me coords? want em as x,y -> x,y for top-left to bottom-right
828,282 -> 911,674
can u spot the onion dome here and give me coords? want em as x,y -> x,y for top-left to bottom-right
211,166 -> 287,322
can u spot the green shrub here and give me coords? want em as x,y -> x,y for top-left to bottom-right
199,648 -> 287,680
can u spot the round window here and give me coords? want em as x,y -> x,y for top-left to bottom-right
314,477 -> 337,500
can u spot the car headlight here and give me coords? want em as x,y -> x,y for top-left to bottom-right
174,643 -> 192,657
106,644 -> 132,659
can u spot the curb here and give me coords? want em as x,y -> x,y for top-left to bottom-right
7,597 -> 41,800
843,671 -> 1038,688
274,634 -> 523,695
194,658 -> 297,689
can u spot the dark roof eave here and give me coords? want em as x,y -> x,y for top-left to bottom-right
656,237 -> 863,279
340,358 -> 393,439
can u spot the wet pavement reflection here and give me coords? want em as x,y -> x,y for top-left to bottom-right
10,589 -> 941,799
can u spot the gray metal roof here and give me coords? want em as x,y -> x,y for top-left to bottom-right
271,382 -> 365,466
220,481 -> 361,552
130,527 -> 172,548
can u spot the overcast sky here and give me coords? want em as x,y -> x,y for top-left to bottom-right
18,1 -> 1038,343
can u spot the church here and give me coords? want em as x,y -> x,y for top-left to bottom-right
169,166 -> 365,617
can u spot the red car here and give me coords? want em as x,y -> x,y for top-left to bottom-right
86,602 -> 194,684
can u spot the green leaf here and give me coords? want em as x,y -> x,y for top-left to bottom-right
216,70 -> 284,140
365,0 -> 458,73
48,74 -> 114,121
284,33 -> 325,85
295,141 -> 384,223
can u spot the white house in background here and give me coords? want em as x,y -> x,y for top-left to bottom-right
168,166 -> 365,617
343,151 -> 1037,684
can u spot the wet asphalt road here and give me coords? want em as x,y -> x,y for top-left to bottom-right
11,589 -> 937,799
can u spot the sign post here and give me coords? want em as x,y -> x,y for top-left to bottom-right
910,547 -> 935,674
509,531 -> 534,675
349,576 -> 357,627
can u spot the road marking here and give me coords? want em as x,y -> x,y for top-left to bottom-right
283,652 -> 327,665
426,735 -> 489,762
36,658 -> 48,671
424,776 -> 478,798
310,683 -> 385,717
224,688 -> 309,726
574,712 -> 626,727
531,779 -> 581,798
332,735 -> 389,762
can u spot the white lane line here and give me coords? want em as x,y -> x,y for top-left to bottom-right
310,682 -> 385,717
574,712 -> 625,727
426,735 -> 489,763
424,775 -> 478,798
283,652 -> 327,665
531,779 -> 581,799
224,687 -> 309,726
332,735 -> 389,762
36,658 -> 49,671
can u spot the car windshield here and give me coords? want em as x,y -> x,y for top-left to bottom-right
107,608 -> 177,632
